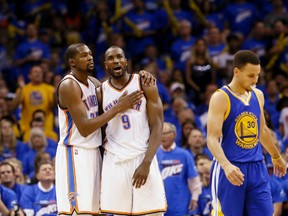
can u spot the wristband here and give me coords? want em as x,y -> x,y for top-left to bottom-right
272,156 -> 281,161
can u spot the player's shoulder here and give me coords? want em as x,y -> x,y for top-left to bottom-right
88,76 -> 101,87
210,88 -> 227,103
58,77 -> 78,87
252,87 -> 264,97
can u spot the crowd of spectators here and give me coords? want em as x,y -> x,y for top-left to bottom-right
0,0 -> 288,215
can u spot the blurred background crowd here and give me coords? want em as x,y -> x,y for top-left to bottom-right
0,0 -> 288,215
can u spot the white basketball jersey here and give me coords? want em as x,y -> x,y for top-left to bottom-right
58,74 -> 101,148
101,74 -> 150,160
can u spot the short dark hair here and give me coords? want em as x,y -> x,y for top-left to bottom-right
0,115 -> 15,125
64,43 -> 86,68
0,161 -> 15,174
35,160 -> 52,174
104,46 -> 125,60
233,50 -> 260,70
195,154 -> 210,165
32,109 -> 46,118
30,117 -> 44,127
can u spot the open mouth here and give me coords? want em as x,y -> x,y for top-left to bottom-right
114,66 -> 122,72
88,63 -> 94,68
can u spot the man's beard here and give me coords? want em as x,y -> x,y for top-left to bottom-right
87,67 -> 94,75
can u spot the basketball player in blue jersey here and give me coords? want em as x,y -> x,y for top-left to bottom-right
100,46 -> 167,215
55,43 -> 153,216
207,50 -> 287,216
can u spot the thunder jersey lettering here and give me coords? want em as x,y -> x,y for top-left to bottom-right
57,75 -> 101,148
101,74 -> 149,159
219,86 -> 263,162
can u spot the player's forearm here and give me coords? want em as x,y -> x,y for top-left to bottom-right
143,122 -> 163,164
207,137 -> 230,168
79,106 -> 119,137
260,127 -> 281,159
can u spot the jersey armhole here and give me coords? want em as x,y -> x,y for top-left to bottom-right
218,89 -> 230,120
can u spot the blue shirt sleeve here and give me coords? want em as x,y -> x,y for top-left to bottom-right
0,186 -> 18,210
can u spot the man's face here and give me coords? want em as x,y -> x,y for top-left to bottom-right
37,163 -> 55,182
188,129 -> 204,154
196,158 -> 210,174
31,134 -> 45,149
104,47 -> 127,79
236,63 -> 260,92
161,124 -> 175,149
29,66 -> 43,84
0,165 -> 15,185
73,45 -> 94,74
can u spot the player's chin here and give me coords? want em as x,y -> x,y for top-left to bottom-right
87,68 -> 94,74
246,86 -> 253,91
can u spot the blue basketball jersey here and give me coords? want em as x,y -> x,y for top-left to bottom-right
220,86 -> 263,162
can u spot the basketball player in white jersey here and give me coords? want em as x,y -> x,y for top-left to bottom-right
56,43 -> 148,216
100,46 -> 167,215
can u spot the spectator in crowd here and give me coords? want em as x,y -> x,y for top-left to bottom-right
170,19 -> 196,72
180,119 -> 196,148
0,183 -> 18,216
267,163 -> 288,216
241,20 -> 269,59
264,0 -> 288,30
4,158 -> 25,185
13,23 -> 50,83
187,128 -> 213,160
157,122 -> 201,216
195,83 -> 218,130
193,154 -> 212,216
121,0 -> 157,61
9,65 -> 55,136
206,26 -> 226,58
23,113 -> 58,152
22,128 -> 55,178
212,33 -> 243,86
28,152 -> 51,185
278,96 -> 288,143
0,116 -> 30,163
222,0 -> 260,38
0,161 -> 25,202
20,161 -> 57,216
264,80 -> 281,129
185,38 -> 215,104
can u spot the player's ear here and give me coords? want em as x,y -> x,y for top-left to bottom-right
69,58 -> 75,67
234,67 -> 239,76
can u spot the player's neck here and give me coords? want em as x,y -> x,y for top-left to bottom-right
227,83 -> 247,95
110,73 -> 130,88
70,70 -> 88,85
